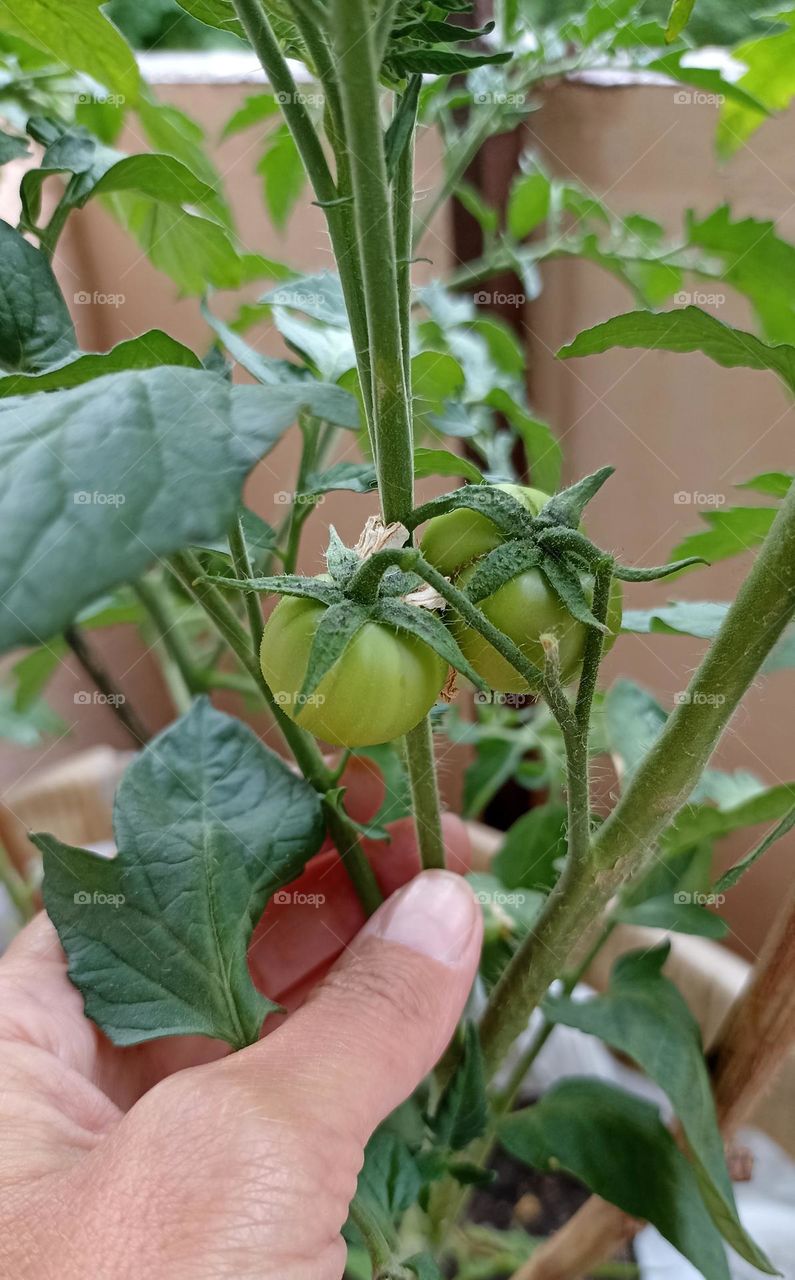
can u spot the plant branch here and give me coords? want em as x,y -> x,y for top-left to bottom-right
403,717 -> 446,870
0,842 -> 35,924
228,515 -> 264,651
133,575 -> 203,708
64,625 -> 151,745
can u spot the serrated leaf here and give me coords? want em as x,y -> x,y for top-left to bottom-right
672,507 -> 777,564
614,895 -> 729,938
545,949 -> 775,1273
717,15 -> 795,155
0,331 -> 201,396
0,127 -> 28,165
715,804 -> 795,893
373,599 -> 488,692
297,600 -> 370,702
0,368 -> 292,651
604,679 -> 667,783
492,803 -> 567,893
173,0 -> 246,39
430,1023 -> 488,1151
356,1131 -> 423,1221
465,541 -> 542,604
0,0 -> 141,102
413,447 -> 484,484
0,221 -> 76,373
559,306 -> 795,395
665,784 -> 795,856
258,124 -> 306,231
302,462 -> 378,496
262,272 -> 349,326
204,572 -> 340,604
501,1078 -> 731,1280
37,700 -> 324,1047
221,92 -> 279,138
737,471 -> 792,499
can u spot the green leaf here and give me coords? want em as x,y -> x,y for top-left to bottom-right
413,448 -> 484,484
604,679 -> 667,783
385,73 -> 422,181
411,350 -> 466,434
559,305 -> 795,395
258,124 -> 306,231
717,15 -> 795,155
0,221 -> 76,373
261,271 -> 349,326
173,0 -> 246,39
648,52 -> 770,114
715,804 -> 795,893
544,949 -> 775,1272
204,572 -> 339,604
137,97 -> 233,229
356,1131 -> 423,1221
463,737 -> 525,820
0,127 -> 28,164
302,462 -> 378,497
738,470 -> 793,499
297,600 -> 370,702
507,171 -> 551,240
37,699 -> 324,1047
271,307 -> 355,381
671,507 -> 777,564
221,92 -> 279,138
430,1023 -> 488,1151
403,1253 -> 443,1280
484,389 -> 562,494
0,331 -> 201,396
501,1078 -> 731,1280
615,895 -> 729,938
0,0 -> 141,102
665,784 -> 795,856
666,0 -> 695,43
0,686 -> 63,746
0,368 -> 292,651
492,803 -> 567,893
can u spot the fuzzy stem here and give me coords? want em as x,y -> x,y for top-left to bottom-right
0,842 -> 35,924
133,575 -> 203,706
404,718 -> 446,870
228,515 -> 264,651
64,625 -> 151,745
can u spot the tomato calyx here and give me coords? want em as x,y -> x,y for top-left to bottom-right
202,526 -> 490,714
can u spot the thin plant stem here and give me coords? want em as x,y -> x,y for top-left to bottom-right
403,718 -> 445,870
228,515 -> 264,650
64,625 -> 151,745
133,575 -> 202,707
0,842 -> 35,924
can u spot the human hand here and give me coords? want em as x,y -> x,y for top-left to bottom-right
0,762 -> 482,1280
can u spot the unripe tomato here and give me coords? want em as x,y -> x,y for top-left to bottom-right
420,483 -> 550,575
453,563 -> 623,693
260,594 -> 448,747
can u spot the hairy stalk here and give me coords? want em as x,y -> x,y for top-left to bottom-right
330,0 -> 414,524
323,797 -> 383,916
0,842 -> 35,924
404,718 -> 446,869
228,515 -> 265,650
169,550 -> 382,912
480,481 -> 795,1077
63,625 -> 151,745
133,576 -> 203,708
394,77 -> 421,381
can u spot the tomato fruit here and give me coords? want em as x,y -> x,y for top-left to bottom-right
420,482 -> 550,575
260,594 -> 448,747
453,562 -> 623,693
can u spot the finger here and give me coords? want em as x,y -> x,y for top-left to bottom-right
239,870 -> 482,1146
248,814 -> 472,1001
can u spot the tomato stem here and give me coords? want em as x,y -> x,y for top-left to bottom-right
404,718 -> 446,870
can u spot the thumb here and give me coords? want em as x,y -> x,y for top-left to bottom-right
246,870 -> 482,1145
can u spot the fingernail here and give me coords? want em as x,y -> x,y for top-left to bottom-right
360,870 -> 480,967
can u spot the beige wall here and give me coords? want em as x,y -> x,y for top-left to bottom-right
1,76 -> 793,956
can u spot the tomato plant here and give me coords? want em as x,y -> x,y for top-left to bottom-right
1,0 -> 795,1278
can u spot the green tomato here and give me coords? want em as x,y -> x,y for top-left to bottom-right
420,483 -> 551,576
453,564 -> 623,694
260,593 -> 448,748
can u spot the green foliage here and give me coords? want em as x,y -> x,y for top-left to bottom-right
0,221 -> 76,372
428,1023 -> 488,1151
36,700 -> 325,1047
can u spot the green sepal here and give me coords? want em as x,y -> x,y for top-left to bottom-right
464,540 -> 542,604
407,484 -> 535,539
202,572 -> 341,605
378,568 -> 427,597
540,556 -> 608,633
297,600 -> 370,704
326,525 -> 362,587
372,598 -> 489,693
535,466 -> 614,530
537,526 -> 605,569
613,556 -> 706,582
